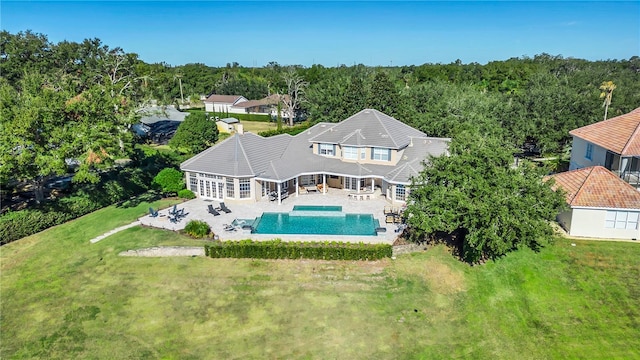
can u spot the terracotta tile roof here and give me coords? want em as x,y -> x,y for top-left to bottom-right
547,166 -> 640,209
204,94 -> 245,104
569,107 -> 640,155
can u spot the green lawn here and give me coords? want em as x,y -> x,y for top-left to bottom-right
1,201 -> 639,359
240,120 -> 278,133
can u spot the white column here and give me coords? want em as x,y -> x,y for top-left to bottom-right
295,176 -> 299,197
323,174 -> 326,194
277,182 -> 282,205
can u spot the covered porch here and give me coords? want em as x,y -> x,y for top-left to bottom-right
606,152 -> 640,188
257,173 -> 406,204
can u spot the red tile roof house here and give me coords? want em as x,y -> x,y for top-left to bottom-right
203,94 -> 248,113
568,107 -> 640,187
547,166 -> 640,240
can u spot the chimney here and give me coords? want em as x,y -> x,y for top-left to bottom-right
236,124 -> 244,134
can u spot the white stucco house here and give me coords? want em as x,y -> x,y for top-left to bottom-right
569,107 -> 640,187
180,109 -> 450,205
548,166 -> 640,240
203,94 -> 248,113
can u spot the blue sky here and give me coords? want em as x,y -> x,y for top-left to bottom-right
2,1 -> 638,67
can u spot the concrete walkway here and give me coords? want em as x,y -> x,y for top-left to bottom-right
119,246 -> 204,257
90,221 -> 141,243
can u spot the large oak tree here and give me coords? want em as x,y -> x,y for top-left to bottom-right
405,132 -> 566,263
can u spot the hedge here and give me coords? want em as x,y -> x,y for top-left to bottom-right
185,109 -> 272,122
204,240 -> 392,261
258,122 -> 311,138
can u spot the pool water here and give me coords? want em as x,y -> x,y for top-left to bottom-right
292,205 -> 342,212
252,205 -> 379,236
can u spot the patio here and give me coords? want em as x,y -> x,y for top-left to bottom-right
139,189 -> 402,244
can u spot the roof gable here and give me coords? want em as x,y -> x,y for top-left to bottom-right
308,109 -> 427,149
569,107 -> 640,155
548,166 -> 640,209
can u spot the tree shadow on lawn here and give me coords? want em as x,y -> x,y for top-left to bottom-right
116,192 -> 162,209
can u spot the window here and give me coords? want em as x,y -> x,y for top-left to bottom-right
189,174 -> 198,192
372,147 -> 391,161
360,149 -> 366,159
300,175 -> 315,186
239,178 -> 251,199
396,184 -> 406,201
343,146 -> 358,160
319,143 -> 335,156
606,211 -> 639,230
586,143 -> 593,161
226,178 -> 235,198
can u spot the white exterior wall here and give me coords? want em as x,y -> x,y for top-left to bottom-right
205,102 -> 214,112
568,207 -> 640,240
569,137 -> 608,170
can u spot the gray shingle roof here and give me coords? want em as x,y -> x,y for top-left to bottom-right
308,109 -> 427,149
138,105 -> 188,124
181,110 -> 450,184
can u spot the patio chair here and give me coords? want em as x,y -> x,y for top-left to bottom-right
149,207 -> 159,218
223,223 -> 237,232
169,204 -> 177,215
385,215 -> 395,224
208,204 -> 220,216
169,215 -> 178,223
219,202 -> 232,213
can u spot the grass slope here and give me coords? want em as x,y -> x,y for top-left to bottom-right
1,202 -> 639,359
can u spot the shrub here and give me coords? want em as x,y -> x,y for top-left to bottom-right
204,240 -> 392,261
184,220 -> 211,238
152,168 -> 185,195
177,189 -> 196,199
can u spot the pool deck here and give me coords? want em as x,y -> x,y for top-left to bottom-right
139,189 -> 403,244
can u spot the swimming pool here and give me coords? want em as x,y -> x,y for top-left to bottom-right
250,205 -> 379,236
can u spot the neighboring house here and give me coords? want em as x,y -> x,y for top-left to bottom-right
138,105 -> 188,124
203,94 -> 248,113
229,94 -> 289,118
568,107 -> 640,187
133,105 -> 188,144
548,166 -> 640,240
180,109 -> 450,204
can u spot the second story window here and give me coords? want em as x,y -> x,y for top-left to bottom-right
343,146 -> 358,160
319,143 -> 335,156
372,147 -> 391,161
585,143 -> 593,161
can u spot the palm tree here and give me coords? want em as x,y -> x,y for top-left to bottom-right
599,81 -> 616,121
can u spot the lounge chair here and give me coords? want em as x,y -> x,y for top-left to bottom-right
149,207 -> 159,218
208,204 -> 220,216
385,215 -> 395,224
219,202 -> 232,213
223,224 -> 237,232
